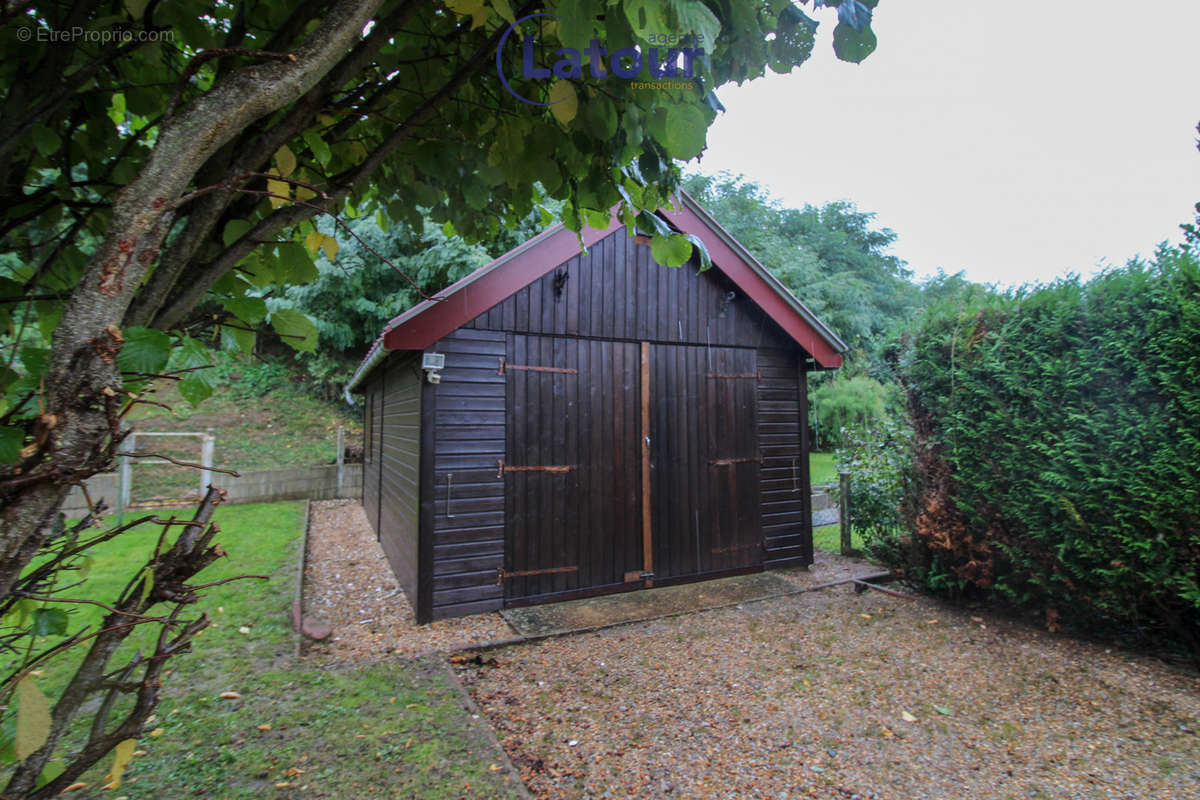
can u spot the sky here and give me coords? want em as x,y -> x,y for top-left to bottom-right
697,1 -> 1200,288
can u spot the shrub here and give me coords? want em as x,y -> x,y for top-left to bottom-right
896,245 -> 1200,664
834,416 -> 912,560
810,374 -> 896,449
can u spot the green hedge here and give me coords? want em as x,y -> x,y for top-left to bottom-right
897,245 -> 1200,662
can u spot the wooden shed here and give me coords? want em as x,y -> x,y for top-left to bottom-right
347,193 -> 846,622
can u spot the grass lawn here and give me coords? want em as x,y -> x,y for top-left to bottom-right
122,379 -> 362,502
812,523 -> 866,553
809,452 -> 838,486
7,502 -> 521,799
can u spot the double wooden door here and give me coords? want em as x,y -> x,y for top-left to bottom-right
501,334 -> 761,605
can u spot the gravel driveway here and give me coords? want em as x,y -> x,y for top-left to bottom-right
456,590 -> 1200,800
305,500 -> 1200,799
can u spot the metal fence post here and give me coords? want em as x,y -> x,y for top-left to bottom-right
839,471 -> 852,555
335,425 -> 345,497
201,428 -> 215,496
117,431 -> 133,525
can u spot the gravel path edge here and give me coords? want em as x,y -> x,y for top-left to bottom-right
436,657 -> 536,800
292,497 -> 310,658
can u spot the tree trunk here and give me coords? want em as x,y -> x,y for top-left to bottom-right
0,0 -> 384,596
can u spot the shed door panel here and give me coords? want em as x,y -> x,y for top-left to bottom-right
651,344 -> 762,578
503,334 -> 642,601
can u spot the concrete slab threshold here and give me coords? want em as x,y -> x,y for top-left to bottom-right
445,569 -> 903,656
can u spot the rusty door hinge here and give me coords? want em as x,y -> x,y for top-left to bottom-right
497,565 -> 580,584
497,458 -> 577,477
623,570 -> 655,583
498,357 -> 578,376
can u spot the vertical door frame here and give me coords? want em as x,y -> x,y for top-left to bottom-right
640,341 -> 653,584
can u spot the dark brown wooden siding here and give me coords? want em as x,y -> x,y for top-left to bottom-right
463,228 -> 795,351
375,353 -> 421,610
371,223 -> 819,621
428,329 -> 507,620
758,349 -> 812,567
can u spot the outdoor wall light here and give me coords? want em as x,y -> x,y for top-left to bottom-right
422,352 -> 445,384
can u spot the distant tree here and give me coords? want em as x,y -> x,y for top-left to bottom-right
682,172 -> 921,355
275,207 -> 547,393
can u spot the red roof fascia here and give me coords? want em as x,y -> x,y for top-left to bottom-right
661,204 -> 844,368
381,216 -> 623,351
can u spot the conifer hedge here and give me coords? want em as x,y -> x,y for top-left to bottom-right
897,245 -> 1200,663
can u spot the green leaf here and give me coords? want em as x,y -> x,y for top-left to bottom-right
222,325 -> 256,354
36,757 -> 65,790
635,210 -> 671,237
15,676 -> 51,762
651,233 -> 694,267
171,335 -> 214,406
0,715 -> 17,764
302,130 -> 331,167
219,296 -> 268,325
832,21 -> 877,63
669,0 -> 722,49
0,427 -> 24,464
681,232 -> 712,269
932,705 -> 952,716
179,374 -> 213,407
278,242 -> 318,284
549,80 -> 578,126
31,608 -> 69,637
117,327 -> 172,375
30,124 -> 61,158
270,308 -> 318,353
19,347 -> 50,378
661,104 -> 708,160
489,0 -> 516,24
624,0 -> 670,43
223,219 -> 252,247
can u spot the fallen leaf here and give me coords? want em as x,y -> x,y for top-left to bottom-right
219,692 -> 241,699
104,738 -> 137,789
933,705 -> 952,716
238,626 -> 251,635
971,616 -> 984,623
149,728 -> 164,738
900,711 -> 918,723
285,767 -> 305,777
132,750 -> 147,757
63,783 -> 88,792
926,619 -> 939,625
275,782 -> 291,789
859,614 -> 872,619
256,724 -> 272,731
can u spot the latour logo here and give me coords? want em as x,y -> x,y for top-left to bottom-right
496,13 -> 706,106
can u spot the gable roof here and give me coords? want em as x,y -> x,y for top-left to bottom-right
346,191 -> 846,392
